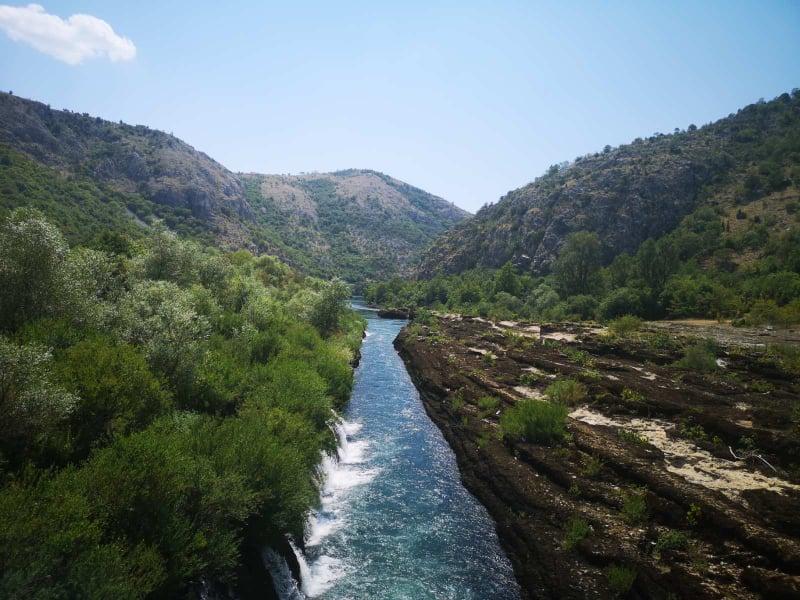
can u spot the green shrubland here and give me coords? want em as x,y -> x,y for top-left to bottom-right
0,208 -> 364,598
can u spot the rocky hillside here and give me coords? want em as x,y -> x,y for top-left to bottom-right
0,92 -> 468,281
397,315 -> 800,599
241,170 -> 467,281
417,90 -> 800,276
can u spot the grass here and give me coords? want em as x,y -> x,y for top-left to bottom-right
617,429 -> 648,446
477,395 -> 501,417
500,399 -> 568,445
607,315 -> 643,337
581,454 -> 604,477
563,517 -> 590,551
766,343 -> 800,376
621,488 -> 649,524
519,372 -> 540,386
606,565 -> 637,596
545,378 -> 588,405
450,391 -> 465,411
621,388 -> 645,404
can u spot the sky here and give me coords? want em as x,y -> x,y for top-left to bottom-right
1,2 -> 799,213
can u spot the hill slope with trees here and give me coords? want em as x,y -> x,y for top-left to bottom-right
372,91 -> 800,326
417,91 -> 800,277
0,92 -> 468,282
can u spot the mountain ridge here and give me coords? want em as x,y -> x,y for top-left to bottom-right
416,90 -> 800,277
0,92 -> 469,281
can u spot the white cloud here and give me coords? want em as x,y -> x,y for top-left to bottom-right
0,3 -> 136,65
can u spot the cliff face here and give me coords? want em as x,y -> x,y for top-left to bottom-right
417,91 -> 800,276
0,92 -> 469,281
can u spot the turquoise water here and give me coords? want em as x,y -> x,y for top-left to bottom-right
286,301 -> 520,600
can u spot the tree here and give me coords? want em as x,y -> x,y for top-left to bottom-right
57,336 -> 173,459
494,261 -> 521,296
0,337 -> 77,469
310,278 -> 350,337
554,232 -> 602,296
636,238 -> 677,293
0,209 -> 69,331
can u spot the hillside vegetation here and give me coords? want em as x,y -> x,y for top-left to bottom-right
374,91 -> 800,326
0,208 -> 364,598
0,92 -> 468,282
241,169 -> 467,282
417,91 -> 800,277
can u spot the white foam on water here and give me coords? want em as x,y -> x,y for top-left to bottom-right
297,418 -> 377,595
299,554 -> 346,597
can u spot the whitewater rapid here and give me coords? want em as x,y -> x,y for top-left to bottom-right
265,303 -> 519,599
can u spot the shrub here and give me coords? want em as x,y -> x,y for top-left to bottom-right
618,429 -> 648,446
562,347 -> 594,367
674,341 -> 718,372
654,530 -> 689,554
563,517 -> 590,551
500,399 -> 568,445
606,565 -> 637,596
621,388 -> 645,404
56,336 -> 173,459
545,379 -> 588,405
581,454 -> 604,477
607,315 -> 643,336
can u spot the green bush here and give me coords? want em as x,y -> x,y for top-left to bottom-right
606,564 -> 637,596
500,399 -> 568,445
545,379 -> 588,405
621,488 -> 649,524
607,315 -> 643,336
674,341 -> 718,372
56,335 -> 173,459
621,388 -> 645,404
654,530 -> 689,554
563,517 -> 590,551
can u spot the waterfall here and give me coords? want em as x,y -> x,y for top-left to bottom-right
262,416 -> 372,598
262,548 -> 306,600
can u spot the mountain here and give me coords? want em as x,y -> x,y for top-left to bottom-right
240,170 -> 467,281
417,91 -> 800,277
0,92 -> 468,281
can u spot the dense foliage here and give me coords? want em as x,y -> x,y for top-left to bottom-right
0,209 -> 364,598
367,203 -> 800,325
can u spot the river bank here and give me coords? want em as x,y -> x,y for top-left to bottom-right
395,315 -> 800,599
258,304 -> 520,599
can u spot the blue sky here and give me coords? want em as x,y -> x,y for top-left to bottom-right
1,1 -> 799,212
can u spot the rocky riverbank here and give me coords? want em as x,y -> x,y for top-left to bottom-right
395,315 -> 800,599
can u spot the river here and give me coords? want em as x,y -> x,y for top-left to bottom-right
267,301 -> 520,599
